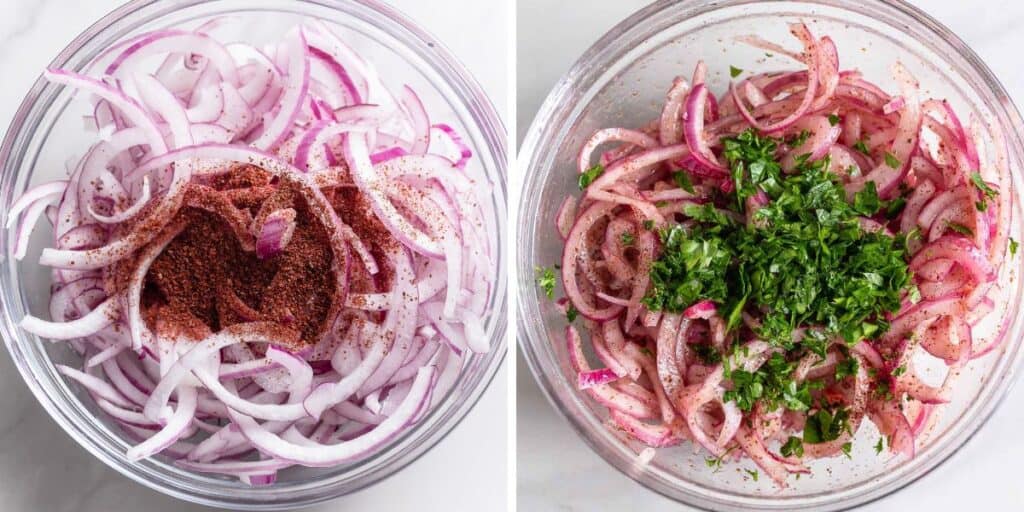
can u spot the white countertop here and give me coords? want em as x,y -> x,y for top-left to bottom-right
0,1 -> 507,511
516,0 -> 1024,510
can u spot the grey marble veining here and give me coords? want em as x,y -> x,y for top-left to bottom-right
0,1 -> 508,511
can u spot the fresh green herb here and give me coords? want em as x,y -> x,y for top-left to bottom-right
723,352 -> 818,412
745,469 -> 760,481
620,232 -> 635,246
874,380 -> 894,401
655,200 -> 669,207
892,365 -> 906,377
566,304 -> 578,323
835,357 -> 859,380
765,52 -> 774,57
788,129 -> 812,148
692,343 -> 722,365
946,221 -> 974,237
730,65 -> 744,78
535,266 -> 556,299
643,220 -> 655,230
970,171 -> 999,211
884,152 -> 901,169
1011,238 -> 1019,256
673,170 -> 696,193
578,164 -> 604,190
852,181 -> 882,216
828,114 -> 841,126
642,128 -> 912,412
704,447 -> 735,472
803,407 -> 851,444
885,196 -> 907,219
853,139 -> 870,155
841,442 -> 853,459
874,437 -> 885,454
781,436 -> 804,457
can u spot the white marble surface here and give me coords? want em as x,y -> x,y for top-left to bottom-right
0,1 -> 507,511
517,0 -> 1024,510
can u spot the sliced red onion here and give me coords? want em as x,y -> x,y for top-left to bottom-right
256,208 -> 297,260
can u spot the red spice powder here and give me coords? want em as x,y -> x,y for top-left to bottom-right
142,168 -> 335,345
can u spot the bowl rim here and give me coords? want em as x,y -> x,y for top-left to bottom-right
516,0 -> 1024,510
0,0 -> 507,509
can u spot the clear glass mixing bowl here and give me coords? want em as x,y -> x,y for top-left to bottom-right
0,0 -> 507,509
517,1 -> 1024,510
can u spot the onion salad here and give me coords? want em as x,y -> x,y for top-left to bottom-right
544,23 -> 1016,487
8,19 -> 495,484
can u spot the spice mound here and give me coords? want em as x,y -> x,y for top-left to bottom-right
143,167 -> 335,345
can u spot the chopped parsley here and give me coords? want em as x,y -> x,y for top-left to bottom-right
874,436 -> 885,454
643,219 -> 655,230
884,152 -> 901,169
781,436 -> 804,457
535,266 -> 556,299
673,170 -> 696,193
704,447 -> 735,472
641,128 -> 912,415
803,407 -> 851,443
620,232 -> 635,246
578,164 -> 604,190
946,221 -> 974,237
787,129 -> 812,148
892,364 -> 906,377
745,469 -> 760,481
692,343 -> 722,364
841,442 -> 853,459
828,114 -> 841,126
566,303 -> 578,323
853,139 -> 870,155
835,356 -> 859,380
885,196 -> 907,219
1011,238 -> 1019,256
723,352 -> 819,412
730,65 -> 744,78
970,171 -> 999,211
874,380 -> 894,401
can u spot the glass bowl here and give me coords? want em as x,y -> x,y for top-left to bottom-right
0,0 -> 506,509
517,0 -> 1024,510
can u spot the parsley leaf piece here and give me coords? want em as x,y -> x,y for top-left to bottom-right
835,357 -> 859,380
853,139 -> 870,155
828,114 -> 841,126
970,172 -> 998,211
892,365 -> 906,377
535,266 -> 556,299
673,170 -> 696,193
781,436 -> 804,457
643,220 -> 655,230
620,232 -> 635,246
578,164 -> 604,190
884,152 -> 901,169
874,437 -> 885,454
788,129 -> 812,148
804,408 -> 851,444
745,469 -> 759,481
946,221 -> 974,236
1011,238 -> 1019,256
730,65 -> 744,78
566,304 -> 578,323
853,181 -> 882,215
841,442 -> 853,459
